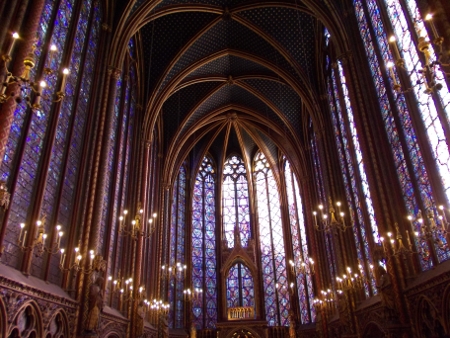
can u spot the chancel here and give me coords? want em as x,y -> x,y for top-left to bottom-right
0,0 -> 449,337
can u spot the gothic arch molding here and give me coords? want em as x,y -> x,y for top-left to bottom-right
0,296 -> 6,337
7,300 -> 43,338
362,321 -> 387,338
415,295 -> 446,337
44,309 -> 69,338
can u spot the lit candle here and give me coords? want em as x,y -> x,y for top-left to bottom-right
425,14 -> 439,39
48,44 -> 57,67
389,36 -> 401,61
22,230 -> 27,247
43,233 -> 47,246
57,231 -> 63,246
19,223 -> 25,241
34,80 -> 47,108
59,68 -> 69,93
387,61 -> 398,86
6,32 -> 19,57
60,248 -> 66,265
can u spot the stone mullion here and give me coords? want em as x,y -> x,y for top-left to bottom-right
147,139 -> 157,312
75,67 -> 121,335
21,0 -> 83,276
0,0 -> 47,168
185,165 -> 194,328
142,143 -> 150,288
215,162 -> 224,322
131,139 -> 150,337
103,62 -> 129,311
108,104 -> 130,308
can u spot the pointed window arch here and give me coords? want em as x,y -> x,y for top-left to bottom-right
192,155 -> 217,329
254,151 -> 290,326
222,155 -> 251,248
284,158 -> 315,323
168,164 -> 187,329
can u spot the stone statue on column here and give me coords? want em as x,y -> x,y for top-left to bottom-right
84,276 -> 105,335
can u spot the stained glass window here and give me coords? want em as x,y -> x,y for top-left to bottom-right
328,64 -> 377,296
354,0 -> 433,270
380,0 -> 450,262
168,165 -> 187,329
192,156 -> 217,329
0,0 -> 101,271
284,158 -> 315,323
254,151 -> 290,326
222,155 -> 251,248
226,263 -> 254,309
354,0 -> 449,266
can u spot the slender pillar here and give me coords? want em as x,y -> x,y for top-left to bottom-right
75,67 -> 121,335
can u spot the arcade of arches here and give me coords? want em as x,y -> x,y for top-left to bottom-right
0,0 -> 449,337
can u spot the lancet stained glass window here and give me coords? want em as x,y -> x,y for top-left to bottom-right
353,0 -> 450,265
226,263 -> 254,309
284,158 -> 315,323
222,155 -> 251,248
192,156 -> 217,329
254,151 -> 290,326
328,64 -> 377,296
168,165 -> 187,329
0,0 -> 101,271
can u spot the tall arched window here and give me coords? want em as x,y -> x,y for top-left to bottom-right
0,0 -> 101,275
192,155 -> 217,329
254,151 -> 290,326
107,43 -> 138,282
327,61 -> 378,296
284,158 -> 315,323
352,0 -> 450,266
222,155 -> 251,248
168,164 -> 187,329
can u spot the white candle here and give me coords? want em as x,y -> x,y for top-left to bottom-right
389,36 -> 401,61
59,68 -> 69,93
6,32 -> 19,56
22,230 -> 27,247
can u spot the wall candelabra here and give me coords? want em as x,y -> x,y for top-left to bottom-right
1,32 -> 70,109
313,198 -> 350,233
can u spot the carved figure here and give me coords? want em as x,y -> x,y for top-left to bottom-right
289,312 -> 296,338
190,322 -> 197,338
85,276 -> 104,334
376,266 -> 396,312
135,301 -> 145,337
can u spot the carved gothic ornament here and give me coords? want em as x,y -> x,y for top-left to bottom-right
0,277 -> 77,337
221,324 -> 266,338
98,310 -> 129,338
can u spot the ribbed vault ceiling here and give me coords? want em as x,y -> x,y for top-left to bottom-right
129,0 -> 326,182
